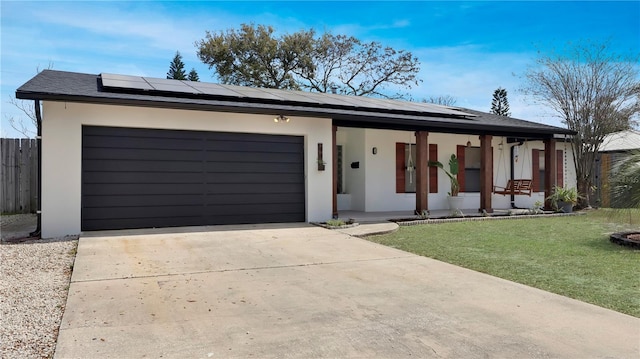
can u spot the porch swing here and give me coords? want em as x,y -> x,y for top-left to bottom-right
493,141 -> 533,196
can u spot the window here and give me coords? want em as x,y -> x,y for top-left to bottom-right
538,150 -> 546,191
337,145 -> 344,194
532,149 -> 564,191
464,147 -> 481,192
395,142 -> 438,194
456,144 -> 492,193
404,144 -> 417,192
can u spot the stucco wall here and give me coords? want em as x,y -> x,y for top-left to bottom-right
41,101 -> 333,238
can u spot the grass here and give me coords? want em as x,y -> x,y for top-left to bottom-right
367,209 -> 640,317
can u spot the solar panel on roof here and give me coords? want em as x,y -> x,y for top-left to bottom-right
101,73 -> 143,82
186,82 -> 245,97
265,88 -> 337,105
99,72 -> 476,118
143,78 -> 202,94
315,93 -> 372,107
101,73 -> 154,91
224,86 -> 287,101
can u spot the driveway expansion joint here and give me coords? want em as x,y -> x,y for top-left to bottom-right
71,255 -> 417,283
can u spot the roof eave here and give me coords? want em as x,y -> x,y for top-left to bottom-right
16,90 -> 574,138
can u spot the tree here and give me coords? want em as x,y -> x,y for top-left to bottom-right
522,41 -> 639,207
196,24 -> 314,90
423,95 -> 457,106
196,24 -> 421,98
295,33 -> 421,98
6,97 -> 37,137
490,87 -> 511,116
610,151 -> 640,211
188,68 -> 199,81
6,63 -> 53,137
167,51 -> 187,80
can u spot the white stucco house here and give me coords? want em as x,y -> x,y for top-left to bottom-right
16,70 -> 576,238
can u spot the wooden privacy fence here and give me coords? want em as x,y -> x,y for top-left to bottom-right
1,138 -> 38,214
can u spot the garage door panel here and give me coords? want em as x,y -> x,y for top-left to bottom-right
82,126 -> 305,230
83,136 -> 205,151
83,126 -> 203,140
204,193 -> 304,205
83,194 -> 205,207
202,140 -> 304,154
83,212 -> 306,231
200,151 -> 303,163
83,147 -> 206,161
83,160 -> 203,173
203,212 -> 305,224
83,171 -> 203,184
204,173 -> 303,184
203,161 -> 302,174
84,172 -> 303,185
84,202 -> 304,220
205,131 -> 301,144
203,202 -> 304,215
205,183 -> 305,195
82,216 -> 206,232
83,182 -> 305,196
83,205 -> 208,220
84,160 -> 302,174
83,183 -> 208,196
83,193 -> 303,208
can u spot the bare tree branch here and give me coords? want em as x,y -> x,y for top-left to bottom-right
422,95 -> 457,106
7,96 -> 38,137
521,41 -> 640,207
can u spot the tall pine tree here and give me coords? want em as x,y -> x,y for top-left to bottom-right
490,87 -> 511,116
167,51 -> 187,80
188,68 -> 199,81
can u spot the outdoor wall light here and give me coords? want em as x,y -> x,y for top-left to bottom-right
273,115 -> 290,123
317,143 -> 325,171
372,147 -> 377,155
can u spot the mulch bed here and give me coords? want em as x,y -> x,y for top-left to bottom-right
610,232 -> 640,249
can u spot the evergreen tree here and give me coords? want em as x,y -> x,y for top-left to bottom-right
167,51 -> 187,80
188,68 -> 199,81
490,87 -> 511,116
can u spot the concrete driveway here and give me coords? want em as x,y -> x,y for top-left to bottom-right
56,224 -> 639,358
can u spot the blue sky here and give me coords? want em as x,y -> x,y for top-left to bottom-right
1,1 -> 639,137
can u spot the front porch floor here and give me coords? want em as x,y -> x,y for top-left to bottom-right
338,208 -> 531,223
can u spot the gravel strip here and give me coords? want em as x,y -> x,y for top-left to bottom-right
0,236 -> 78,359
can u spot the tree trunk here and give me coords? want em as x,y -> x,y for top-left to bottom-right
577,178 -> 591,209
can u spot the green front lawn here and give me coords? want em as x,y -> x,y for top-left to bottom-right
367,210 -> 640,317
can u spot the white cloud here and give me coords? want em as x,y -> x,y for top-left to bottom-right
410,45 -> 564,127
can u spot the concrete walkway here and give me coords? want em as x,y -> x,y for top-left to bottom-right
56,224 -> 639,358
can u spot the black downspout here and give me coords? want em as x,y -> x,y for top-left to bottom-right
510,144 -> 516,208
29,100 -> 42,238
509,141 -> 524,209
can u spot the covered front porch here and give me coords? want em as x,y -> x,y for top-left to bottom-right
330,121 -> 573,220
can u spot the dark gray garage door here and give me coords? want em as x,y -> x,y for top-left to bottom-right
82,126 -> 305,231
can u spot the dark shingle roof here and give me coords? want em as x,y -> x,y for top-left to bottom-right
16,70 -> 573,138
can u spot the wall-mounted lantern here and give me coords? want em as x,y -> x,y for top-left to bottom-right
317,143 -> 325,171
